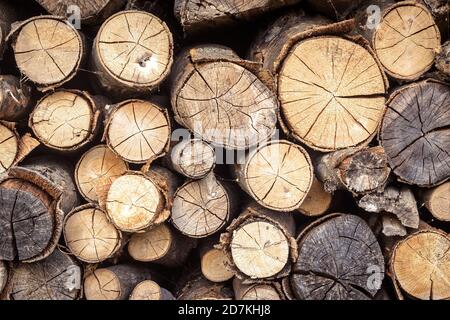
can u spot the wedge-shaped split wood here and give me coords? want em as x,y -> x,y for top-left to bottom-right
0,122 -> 18,174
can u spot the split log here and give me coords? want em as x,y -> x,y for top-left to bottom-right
35,0 -> 127,24
291,214 -> 385,300
128,223 -> 196,267
422,182 -> 450,222
0,75 -> 32,121
390,230 -> 449,300
4,249 -> 81,300
0,261 -> 7,294
317,146 -> 391,195
220,203 -> 297,280
170,45 -> 278,149
104,99 -> 170,164
0,1 -> 17,59
130,280 -> 175,300
84,264 -> 153,300
9,16 -> 84,91
305,0 -> 363,20
380,79 -> 450,187
174,0 -> 301,33
199,236 -> 234,283
75,145 -> 128,204
358,186 -> 420,229
63,204 -> 122,263
0,122 -> 19,174
436,41 -> 450,77
298,177 -> 332,217
233,277 -> 284,300
381,214 -> 407,237
235,140 -> 313,211
29,90 -> 101,152
177,274 -> 233,300
91,10 -> 173,95
171,173 -> 239,238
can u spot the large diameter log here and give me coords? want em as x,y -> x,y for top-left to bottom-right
199,236 -> 234,283
0,75 -> 32,121
75,145 -> 128,204
63,204 -> 122,263
171,173 -> 239,238
4,249 -> 81,300
0,261 -> 7,294
291,214 -> 385,300
235,140 -> 313,211
9,16 -> 84,91
380,79 -> 450,187
174,0 -> 300,33
422,182 -> 450,222
177,274 -> 233,300
29,90 -> 101,151
84,264 -> 153,300
390,230 -> 449,300
0,1 -> 17,59
104,99 -> 170,164
233,277 -> 284,300
91,10 -> 173,95
130,280 -> 175,300
35,0 -> 127,24
298,177 -> 332,217
170,45 -> 278,149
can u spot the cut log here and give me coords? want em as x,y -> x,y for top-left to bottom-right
84,264 -> 153,300
390,230 -> 449,300
29,90 -> 101,151
199,236 -> 234,283
35,0 -> 127,24
129,280 -> 175,300
422,182 -> 450,222
75,145 -> 128,203
128,223 -> 196,267
9,16 -> 84,91
422,0 -> 450,40
0,1 -> 17,59
305,0 -> 363,20
171,173 -> 238,238
174,0 -> 301,33
358,186 -> 420,229
220,203 -> 297,280
167,138 -> 215,179
381,214 -> 407,237
235,140 -> 313,211
177,274 -> 233,300
63,204 -> 122,263
291,214 -> 385,300
104,99 -> 170,164
0,75 -> 32,121
0,260 -> 7,294
298,177 -> 332,217
91,10 -> 173,95
0,122 -> 19,174
233,277 -> 283,300
170,45 -> 278,149
435,41 -> 450,77
4,249 -> 81,300
380,79 -> 450,187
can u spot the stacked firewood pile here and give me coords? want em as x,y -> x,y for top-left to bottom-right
0,0 -> 448,301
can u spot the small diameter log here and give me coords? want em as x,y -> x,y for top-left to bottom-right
9,16 -> 84,91
174,0 -> 300,33
372,1 -> 441,81
105,171 -> 164,232
235,140 -> 313,211
422,182 -> 450,222
128,223 -> 196,267
390,230 -> 449,300
298,177 -> 332,217
84,264 -> 153,300
381,214 -> 407,237
104,99 -> 170,164
0,261 -> 7,294
358,186 -> 420,229
171,173 -> 238,238
435,41 -> 450,77
0,1 -> 17,59
177,274 -> 233,300
29,90 -> 101,151
63,205 -> 122,263
0,122 -> 19,174
199,237 -> 234,283
0,75 -> 32,121
305,0 -> 363,20
92,10 -> 173,95
130,280 -> 175,300
233,277 -> 284,300
380,79 -> 450,187
220,203 -> 297,280
170,45 -> 278,149
35,0 -> 126,24
168,138 -> 215,179
75,145 -> 128,203
4,249 -> 81,300
316,146 -> 391,194
291,214 -> 385,300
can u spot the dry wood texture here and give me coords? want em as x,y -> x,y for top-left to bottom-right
233,277 -> 283,300
0,75 -> 32,122
177,274 -> 233,300
0,260 -> 7,294
298,177 -> 332,217
436,41 -> 450,77
129,280 -> 175,300
0,122 -> 18,174
199,237 -> 234,282
422,182 -> 450,221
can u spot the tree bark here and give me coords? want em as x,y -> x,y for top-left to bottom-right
0,261 -> 7,294
422,182 -> 450,222
91,10 -> 173,96
435,41 -> 450,77
0,1 -> 17,60
380,79 -> 450,187
233,277 -> 284,300
234,140 -> 313,211
177,273 -> 233,300
0,75 -> 32,122
199,235 -> 234,283
129,280 -> 175,300
291,213 -> 385,300
170,44 -> 278,150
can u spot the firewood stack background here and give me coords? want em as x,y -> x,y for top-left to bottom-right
0,0 -> 449,301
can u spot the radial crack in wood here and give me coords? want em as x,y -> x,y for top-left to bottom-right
0,122 -> 18,174
233,277 -> 283,300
